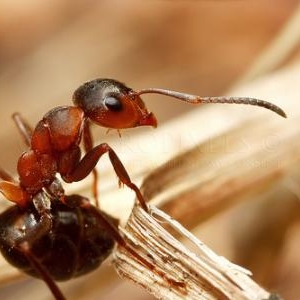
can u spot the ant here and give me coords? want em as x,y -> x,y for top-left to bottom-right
0,79 -> 286,299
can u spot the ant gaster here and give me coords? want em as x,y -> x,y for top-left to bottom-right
0,79 -> 286,300
0,193 -> 117,300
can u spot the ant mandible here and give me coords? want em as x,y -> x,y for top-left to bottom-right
0,78 -> 286,212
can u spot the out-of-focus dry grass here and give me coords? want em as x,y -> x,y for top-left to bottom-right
0,1 -> 300,300
0,0 -> 298,172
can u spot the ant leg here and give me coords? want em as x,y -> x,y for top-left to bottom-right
0,185 -> 62,299
18,242 -> 66,300
12,192 -> 60,299
83,121 -> 99,207
63,143 -> 148,211
12,112 -> 33,146
0,167 -> 29,207
0,181 -> 29,208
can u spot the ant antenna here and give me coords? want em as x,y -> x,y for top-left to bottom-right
134,88 -> 287,118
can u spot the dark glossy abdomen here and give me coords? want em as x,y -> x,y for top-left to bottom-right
0,200 -> 117,281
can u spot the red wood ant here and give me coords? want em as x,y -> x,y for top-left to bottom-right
0,78 -> 286,299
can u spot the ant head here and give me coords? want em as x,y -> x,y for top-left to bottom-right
73,79 -> 157,129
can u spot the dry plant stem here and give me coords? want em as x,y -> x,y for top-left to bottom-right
141,108 -> 300,229
113,204 -> 271,300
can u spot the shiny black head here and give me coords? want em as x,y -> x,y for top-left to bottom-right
72,78 -> 157,128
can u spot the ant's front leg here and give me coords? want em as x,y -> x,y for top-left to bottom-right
83,121 -> 100,207
62,143 -> 148,211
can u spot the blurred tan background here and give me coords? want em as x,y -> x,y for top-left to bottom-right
1,0 -> 299,172
0,1 -> 300,300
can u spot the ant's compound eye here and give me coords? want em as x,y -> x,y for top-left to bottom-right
103,96 -> 123,112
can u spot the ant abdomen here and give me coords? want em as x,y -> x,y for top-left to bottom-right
0,195 -> 117,281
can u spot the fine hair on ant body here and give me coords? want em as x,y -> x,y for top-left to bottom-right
0,79 -> 286,299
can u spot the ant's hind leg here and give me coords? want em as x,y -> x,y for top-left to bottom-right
12,112 -> 33,146
63,143 -> 148,211
18,242 -> 66,300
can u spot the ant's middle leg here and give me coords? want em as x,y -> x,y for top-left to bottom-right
62,143 -> 148,211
